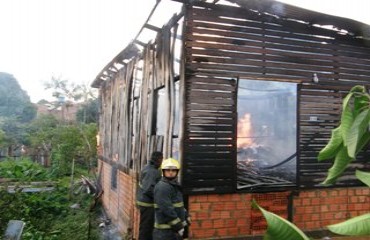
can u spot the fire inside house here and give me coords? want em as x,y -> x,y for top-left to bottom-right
237,80 -> 297,190
92,0 -> 370,239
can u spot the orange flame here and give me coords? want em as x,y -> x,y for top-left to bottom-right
237,113 -> 254,148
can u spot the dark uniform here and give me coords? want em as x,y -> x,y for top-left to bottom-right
153,177 -> 187,240
137,160 -> 162,240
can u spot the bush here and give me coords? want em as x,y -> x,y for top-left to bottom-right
0,158 -> 52,181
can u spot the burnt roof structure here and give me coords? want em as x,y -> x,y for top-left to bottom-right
92,0 -> 370,89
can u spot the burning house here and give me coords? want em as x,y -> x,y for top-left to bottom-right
92,0 -> 370,239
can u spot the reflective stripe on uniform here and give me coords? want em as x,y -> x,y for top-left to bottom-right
154,202 -> 184,208
154,220 -> 187,229
154,223 -> 171,229
173,202 -> 184,208
136,201 -> 154,207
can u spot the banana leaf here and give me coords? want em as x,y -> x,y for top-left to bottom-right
327,213 -> 370,236
251,200 -> 310,240
322,147 -> 352,185
318,126 -> 343,161
341,99 -> 354,147
346,109 -> 370,158
356,170 -> 370,187
353,93 -> 369,117
340,86 -> 366,146
322,127 -> 370,185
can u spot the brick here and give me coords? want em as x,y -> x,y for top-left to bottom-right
320,205 -> 329,212
219,194 -> 232,201
216,228 -> 228,237
311,198 -> 320,205
236,218 -> 248,227
329,190 -> 338,197
355,189 -> 365,195
195,211 -> 209,220
304,206 -> 315,214
320,191 -> 328,197
213,219 -> 225,228
239,226 -> 250,235
201,220 -> 213,228
189,196 -> 197,203
224,201 -> 236,210
311,213 -> 320,221
302,214 -> 311,221
232,209 -> 249,218
295,206 -> 305,214
200,202 -> 211,210
236,201 -> 249,209
224,219 -> 236,227
212,202 -> 225,211
192,229 -> 215,238
339,189 -> 348,196
293,198 -> 302,206
220,211 -> 231,218
227,227 -> 239,236
305,221 -> 316,230
190,203 -> 201,211
329,204 -> 339,211
231,194 -> 241,201
209,211 -> 221,219
208,194 -> 222,202
307,191 -> 318,198
190,220 -> 201,229
194,195 -> 208,203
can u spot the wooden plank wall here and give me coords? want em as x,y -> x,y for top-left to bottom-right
183,2 -> 370,191
182,76 -> 238,194
99,14 -> 182,174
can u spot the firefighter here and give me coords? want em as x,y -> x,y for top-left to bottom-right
136,151 -> 164,240
153,158 -> 189,240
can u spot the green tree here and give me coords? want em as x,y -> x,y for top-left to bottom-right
0,128 -> 6,147
27,114 -> 97,176
76,98 -> 99,123
0,72 -> 37,154
44,75 -> 83,102
0,72 -> 35,119
44,76 -> 97,123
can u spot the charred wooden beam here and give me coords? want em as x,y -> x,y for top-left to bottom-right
144,23 -> 161,32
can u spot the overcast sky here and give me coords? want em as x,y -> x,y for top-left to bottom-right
1,0 -> 370,102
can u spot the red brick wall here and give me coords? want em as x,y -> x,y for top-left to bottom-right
188,188 -> 370,239
293,188 -> 370,230
188,192 -> 290,239
98,160 -> 369,240
99,160 -> 140,238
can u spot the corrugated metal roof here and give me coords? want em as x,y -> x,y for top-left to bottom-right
226,0 -> 370,38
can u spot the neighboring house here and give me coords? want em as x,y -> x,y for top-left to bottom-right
92,0 -> 370,239
36,101 -> 80,122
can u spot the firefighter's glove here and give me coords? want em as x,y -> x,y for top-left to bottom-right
177,228 -> 184,237
186,216 -> 192,225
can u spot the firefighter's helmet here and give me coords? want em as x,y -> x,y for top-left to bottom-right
161,158 -> 180,170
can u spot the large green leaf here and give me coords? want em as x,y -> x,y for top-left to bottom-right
327,213 -> 370,236
353,93 -> 369,117
318,126 -> 343,161
356,170 -> 370,187
340,86 -> 366,147
346,109 -> 370,158
341,102 -> 354,147
322,147 -> 353,185
251,200 -> 310,240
